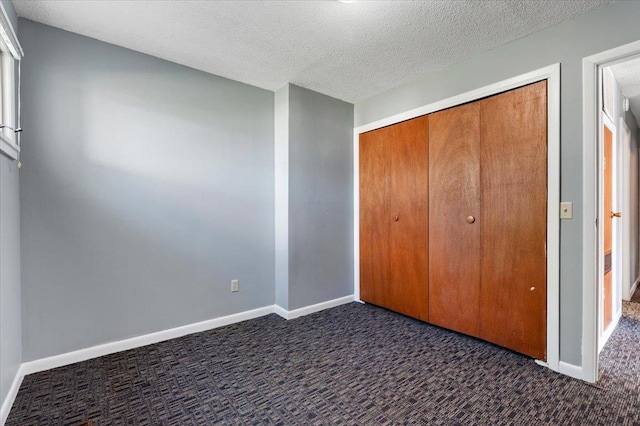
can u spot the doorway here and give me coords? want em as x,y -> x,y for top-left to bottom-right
599,87 -> 620,352
583,41 -> 640,383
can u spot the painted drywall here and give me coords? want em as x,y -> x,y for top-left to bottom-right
0,156 -> 21,410
354,0 -> 640,367
274,84 -> 289,309
0,0 -> 21,410
623,106 -> 640,298
288,84 -> 353,310
18,20 -> 275,361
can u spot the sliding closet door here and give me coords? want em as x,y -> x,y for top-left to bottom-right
479,81 -> 548,360
429,103 -> 482,336
359,117 -> 429,321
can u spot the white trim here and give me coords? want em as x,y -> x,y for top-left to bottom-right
353,64 -> 561,373
582,39 -> 640,384
273,304 -> 289,319
0,132 -> 18,160
21,306 -> 274,376
0,3 -> 22,60
1,297 -> 357,421
353,122 -> 360,303
0,3 -> 22,162
603,67 -> 615,123
0,364 -> 25,425
620,117 -> 633,302
558,361 -> 584,381
0,298 -> 348,424
354,65 -> 560,135
275,295 -> 354,320
2,51 -> 16,143
534,359 -> 548,368
582,57 -> 600,384
547,64 -> 561,373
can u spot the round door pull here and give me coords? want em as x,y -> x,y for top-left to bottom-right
394,215 -> 399,222
466,215 -> 475,224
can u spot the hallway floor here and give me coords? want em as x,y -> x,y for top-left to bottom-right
598,299 -> 640,396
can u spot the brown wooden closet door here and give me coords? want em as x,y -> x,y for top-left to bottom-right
388,117 -> 429,320
360,128 -> 390,308
359,117 -> 429,321
479,81 -> 547,360
428,103 -> 482,336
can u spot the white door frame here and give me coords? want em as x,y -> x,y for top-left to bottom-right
582,40 -> 640,384
620,117 -> 633,302
353,63 -> 560,373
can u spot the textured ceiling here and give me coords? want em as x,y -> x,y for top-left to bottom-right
14,0 -> 612,103
610,57 -> 640,128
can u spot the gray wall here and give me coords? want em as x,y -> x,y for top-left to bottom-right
274,84 -> 289,309
0,0 -> 21,408
19,20 -> 275,361
0,157 -> 21,408
287,85 -> 353,310
355,0 -> 640,367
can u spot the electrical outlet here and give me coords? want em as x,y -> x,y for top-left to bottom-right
560,202 -> 573,219
231,279 -> 239,292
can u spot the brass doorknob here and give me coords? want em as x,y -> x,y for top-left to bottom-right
466,215 -> 475,224
611,211 -> 622,218
394,215 -> 399,222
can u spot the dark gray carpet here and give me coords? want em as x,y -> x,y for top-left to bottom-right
598,301 -> 640,396
6,302 -> 640,425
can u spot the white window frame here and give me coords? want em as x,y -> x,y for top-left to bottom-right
0,3 -> 23,161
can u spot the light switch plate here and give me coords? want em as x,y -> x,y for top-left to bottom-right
560,202 -> 573,219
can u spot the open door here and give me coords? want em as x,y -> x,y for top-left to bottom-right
602,121 -> 615,333
600,115 -> 621,351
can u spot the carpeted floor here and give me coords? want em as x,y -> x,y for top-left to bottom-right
6,302 -> 640,425
598,301 -> 640,396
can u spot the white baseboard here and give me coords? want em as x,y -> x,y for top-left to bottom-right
275,295 -> 354,320
273,304 -> 289,319
1,364 -> 25,426
558,361 -> 584,381
2,296 -> 355,423
21,305 -> 274,376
